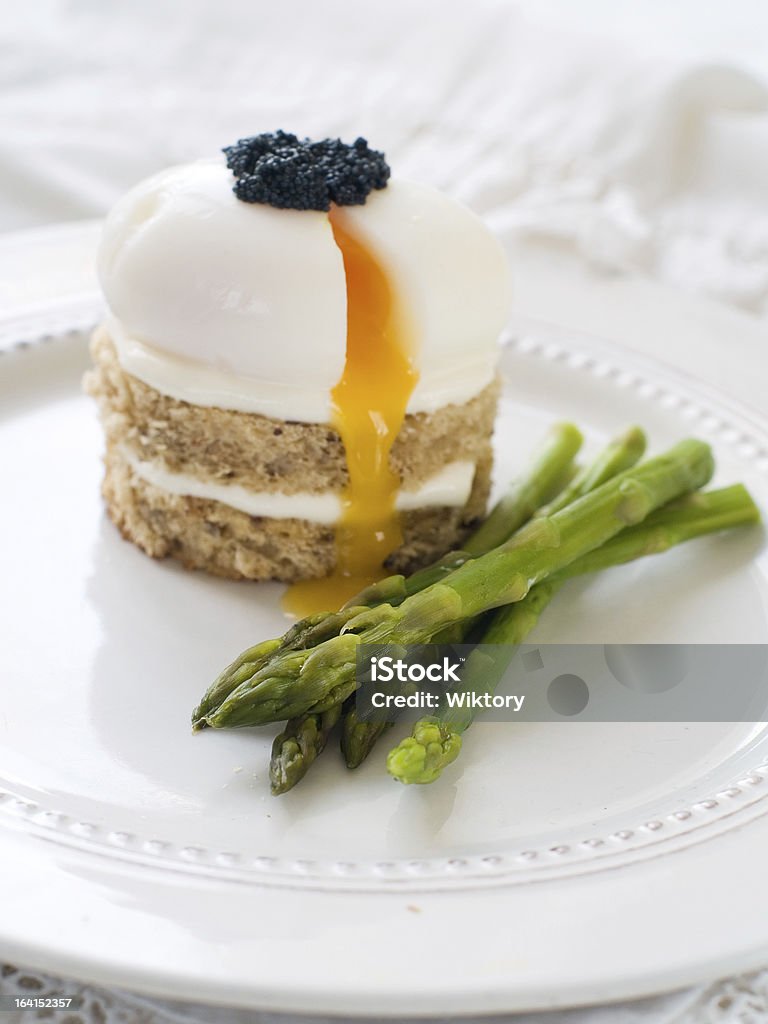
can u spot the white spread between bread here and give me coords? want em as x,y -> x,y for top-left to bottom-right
121,448 -> 477,523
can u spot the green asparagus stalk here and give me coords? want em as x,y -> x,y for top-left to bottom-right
192,609 -> 373,728
341,707 -> 391,769
194,422 -> 582,731
387,483 -> 760,783
465,422 -> 585,554
340,426 -> 647,772
269,426 -> 640,782
260,424 -> 583,784
349,439 -> 714,644
192,637 -> 282,727
203,439 -> 714,730
352,421 -> 584,607
269,703 -> 343,795
535,426 -> 646,517
564,484 -> 760,573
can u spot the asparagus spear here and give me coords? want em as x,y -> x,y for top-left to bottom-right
268,426 -> 641,782
387,483 -> 760,783
352,421 -> 584,607
465,422 -> 585,554
340,426 -> 648,772
192,610 -> 370,728
564,484 -> 760,573
535,426 -> 646,518
192,637 -> 282,727
203,439 -> 714,729
354,439 -> 713,644
192,422 -> 582,730
269,703 -> 343,795
341,706 -> 390,769
262,424 -> 582,785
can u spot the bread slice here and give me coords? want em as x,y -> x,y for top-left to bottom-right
85,329 -> 497,581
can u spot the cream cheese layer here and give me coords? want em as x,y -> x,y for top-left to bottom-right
122,449 -> 478,525
108,316 -> 497,422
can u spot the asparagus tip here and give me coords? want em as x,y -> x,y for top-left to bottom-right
387,719 -> 463,785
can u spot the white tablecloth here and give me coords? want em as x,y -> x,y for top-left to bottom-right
1,1 -> 767,1019
2,960 -> 768,1023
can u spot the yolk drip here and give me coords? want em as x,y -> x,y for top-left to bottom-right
283,209 -> 418,616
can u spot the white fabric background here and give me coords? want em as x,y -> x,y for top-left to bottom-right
2,1 -> 768,1021
1,0 -> 768,313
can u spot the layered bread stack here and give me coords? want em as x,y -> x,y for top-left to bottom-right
86,135 -> 511,606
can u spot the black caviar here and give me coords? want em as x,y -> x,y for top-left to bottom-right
223,132 -> 390,211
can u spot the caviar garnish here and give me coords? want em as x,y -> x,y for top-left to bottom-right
223,132 -> 390,211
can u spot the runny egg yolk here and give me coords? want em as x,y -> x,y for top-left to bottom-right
283,207 -> 418,616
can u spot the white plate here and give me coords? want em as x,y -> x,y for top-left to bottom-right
1,320 -> 768,1016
